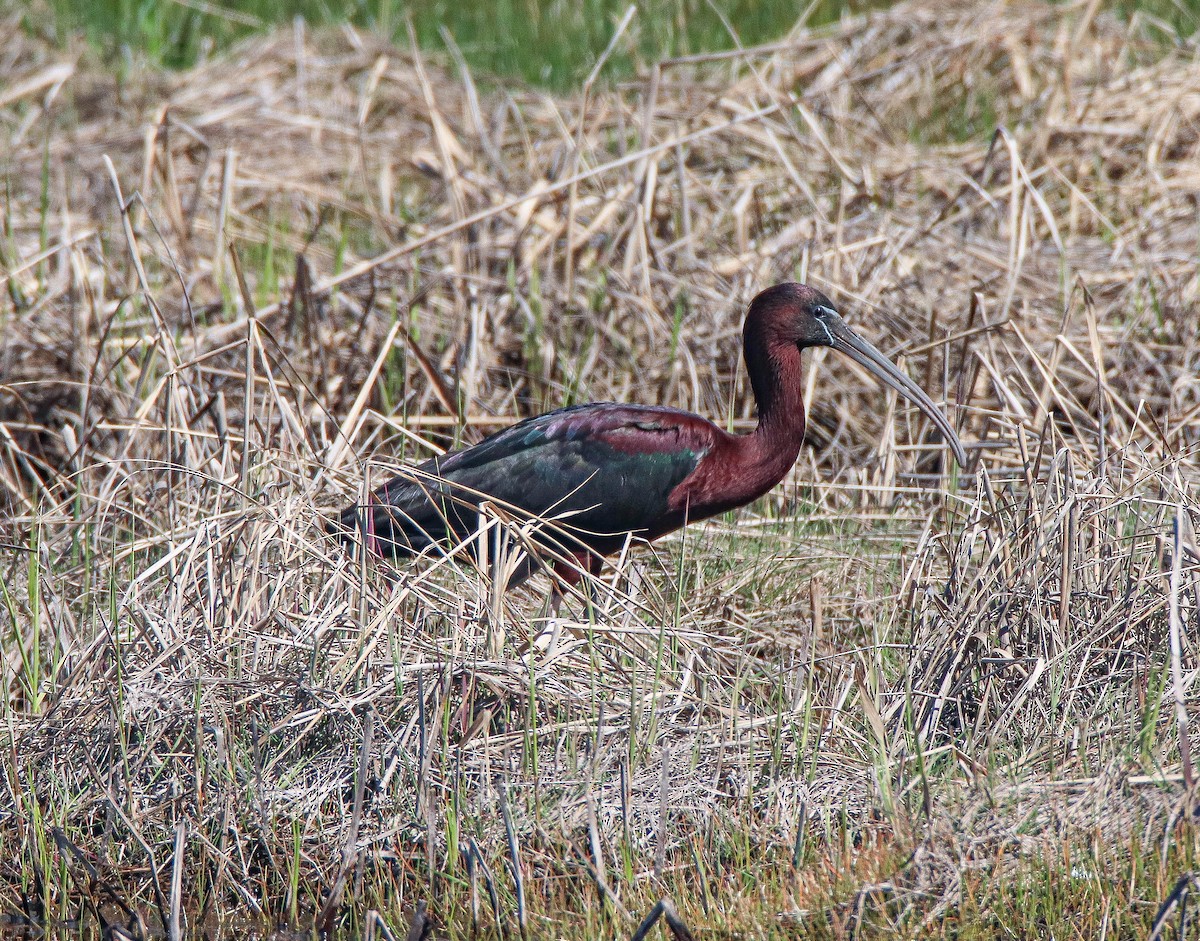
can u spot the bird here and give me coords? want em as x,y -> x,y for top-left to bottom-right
330,282 -> 966,588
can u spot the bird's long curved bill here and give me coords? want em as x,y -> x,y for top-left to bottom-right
826,314 -> 968,468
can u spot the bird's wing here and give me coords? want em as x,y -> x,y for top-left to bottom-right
357,404 -> 716,555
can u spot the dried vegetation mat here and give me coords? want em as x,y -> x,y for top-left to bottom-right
3,0 -> 1200,936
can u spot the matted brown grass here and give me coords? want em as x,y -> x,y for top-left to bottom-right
2,0 -> 1200,936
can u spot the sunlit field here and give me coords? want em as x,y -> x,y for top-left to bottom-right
4,0 -> 1200,937
38,0 -> 877,86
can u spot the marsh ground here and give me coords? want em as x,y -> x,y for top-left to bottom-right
3,0 -> 1200,937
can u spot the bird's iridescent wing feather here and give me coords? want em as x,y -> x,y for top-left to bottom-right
339,403 -> 715,560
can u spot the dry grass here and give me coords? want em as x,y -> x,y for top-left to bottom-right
3,0 -> 1200,936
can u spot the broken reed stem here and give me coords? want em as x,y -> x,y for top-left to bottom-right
499,783 -> 526,934
655,745 -> 670,878
168,819 -> 185,941
1169,498 -> 1194,791
630,897 -> 695,941
317,708 -> 374,931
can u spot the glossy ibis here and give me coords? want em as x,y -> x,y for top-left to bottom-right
331,283 -> 966,586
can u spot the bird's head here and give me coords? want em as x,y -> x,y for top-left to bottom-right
746,282 -> 847,348
745,282 -> 968,467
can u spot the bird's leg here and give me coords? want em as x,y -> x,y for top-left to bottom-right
483,520 -> 506,659
529,577 -> 567,663
578,552 -> 605,624
529,552 -> 602,662
547,583 -> 566,655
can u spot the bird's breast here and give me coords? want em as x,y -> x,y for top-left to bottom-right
666,430 -> 802,522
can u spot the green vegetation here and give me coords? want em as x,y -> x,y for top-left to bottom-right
23,0 -> 1200,90
4,0 -> 1200,937
1114,0 -> 1200,38
34,0 -> 875,88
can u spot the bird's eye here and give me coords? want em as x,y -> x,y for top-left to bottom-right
815,305 -> 838,319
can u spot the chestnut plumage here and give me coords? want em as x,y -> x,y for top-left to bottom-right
330,283 -> 966,584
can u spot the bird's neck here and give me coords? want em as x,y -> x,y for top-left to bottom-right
717,340 -> 806,502
749,340 -> 806,452
666,341 -> 807,521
